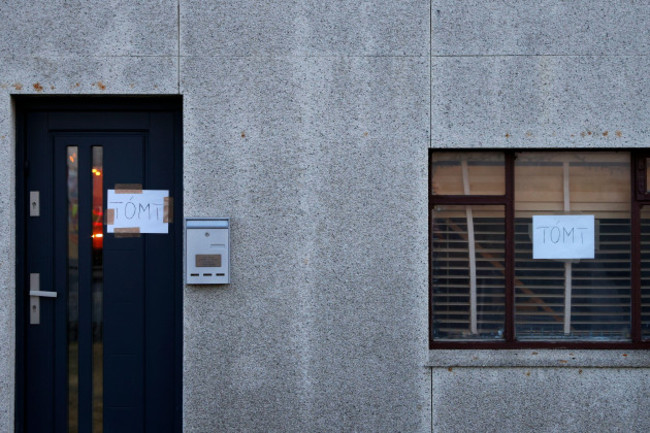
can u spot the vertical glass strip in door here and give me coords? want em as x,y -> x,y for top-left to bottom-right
91,147 -> 104,432
67,147 -> 79,433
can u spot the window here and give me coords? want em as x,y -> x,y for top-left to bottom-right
429,150 -> 650,348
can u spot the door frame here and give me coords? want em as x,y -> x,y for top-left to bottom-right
14,96 -> 183,433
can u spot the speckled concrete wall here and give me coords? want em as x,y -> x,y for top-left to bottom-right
2,1 -> 650,433
0,94 -> 16,433
179,1 -> 430,431
432,0 -> 650,149
432,366 -> 650,433
429,350 -> 650,432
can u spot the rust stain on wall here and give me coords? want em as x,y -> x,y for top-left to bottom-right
13,83 -> 22,90
33,83 -> 43,92
576,130 -> 621,138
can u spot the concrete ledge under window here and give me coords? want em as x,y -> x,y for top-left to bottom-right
428,349 -> 650,368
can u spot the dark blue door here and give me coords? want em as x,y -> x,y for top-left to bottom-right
17,99 -> 182,433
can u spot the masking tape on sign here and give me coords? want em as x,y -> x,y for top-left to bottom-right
114,227 -> 141,238
114,183 -> 143,194
105,208 -> 115,225
163,196 -> 173,223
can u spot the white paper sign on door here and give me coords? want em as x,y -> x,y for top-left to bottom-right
106,189 -> 169,234
532,215 -> 595,259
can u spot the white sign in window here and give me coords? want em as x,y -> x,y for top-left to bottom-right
106,189 -> 170,234
532,215 -> 595,259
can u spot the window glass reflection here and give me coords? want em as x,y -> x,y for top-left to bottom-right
92,146 -> 103,433
67,147 -> 79,433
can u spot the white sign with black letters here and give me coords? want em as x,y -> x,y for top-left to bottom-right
106,189 -> 169,234
532,215 -> 595,259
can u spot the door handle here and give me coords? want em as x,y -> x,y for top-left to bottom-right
29,273 -> 57,325
29,273 -> 57,298
29,290 -> 58,298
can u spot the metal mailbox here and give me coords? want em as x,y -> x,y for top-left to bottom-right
186,218 -> 230,284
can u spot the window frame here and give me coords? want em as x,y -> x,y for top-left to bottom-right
429,149 -> 650,349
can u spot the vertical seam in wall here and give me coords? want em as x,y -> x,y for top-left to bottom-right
429,2 -> 433,433
430,368 -> 434,433
177,0 -> 181,93
429,0 -> 433,150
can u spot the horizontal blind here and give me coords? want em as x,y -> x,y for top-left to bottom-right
515,218 -> 630,340
514,152 -> 631,341
431,205 -> 505,340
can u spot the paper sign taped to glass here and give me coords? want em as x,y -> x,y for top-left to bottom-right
106,189 -> 171,234
532,215 -> 595,259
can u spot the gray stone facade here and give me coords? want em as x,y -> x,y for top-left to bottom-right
1,1 -> 649,432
